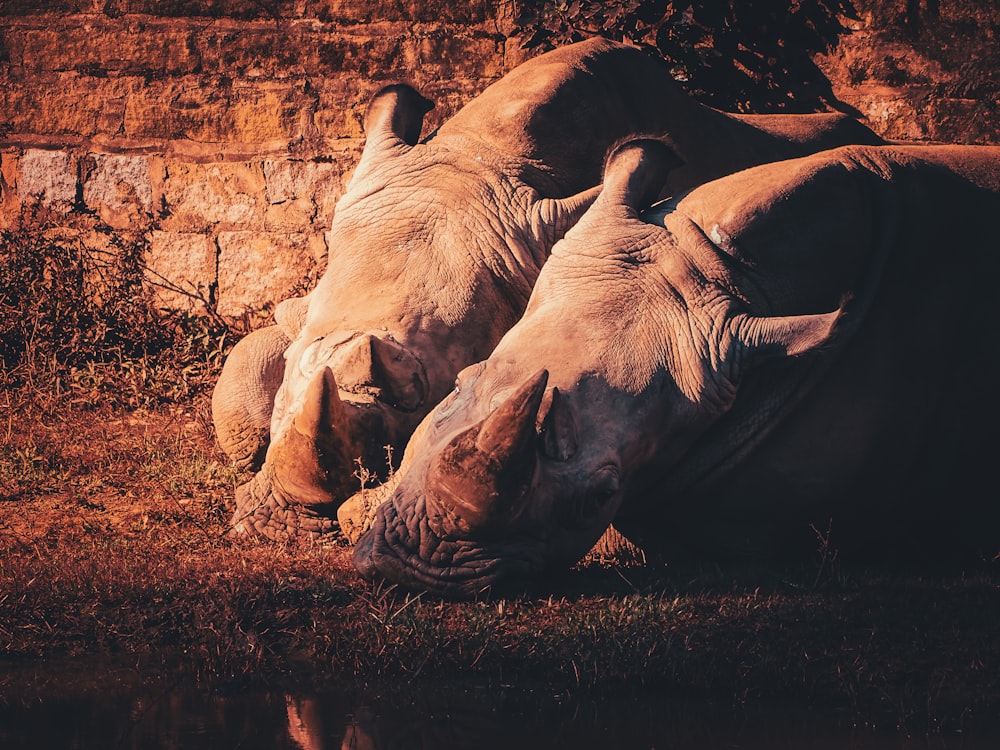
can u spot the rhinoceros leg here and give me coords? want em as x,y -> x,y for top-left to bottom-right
212,294 -> 310,470
212,325 -> 291,470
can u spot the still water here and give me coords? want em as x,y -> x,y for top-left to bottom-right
1,659 -> 997,750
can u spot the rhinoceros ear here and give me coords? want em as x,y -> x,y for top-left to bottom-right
601,138 -> 683,214
528,185 -> 602,249
733,307 -> 842,365
364,83 -> 434,146
352,84 -> 435,183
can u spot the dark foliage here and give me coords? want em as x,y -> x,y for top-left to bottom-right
514,0 -> 860,113
0,220 -> 159,371
0,215 -> 229,404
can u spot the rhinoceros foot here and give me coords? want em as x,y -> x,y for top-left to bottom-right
231,465 -> 341,542
337,480 -> 398,544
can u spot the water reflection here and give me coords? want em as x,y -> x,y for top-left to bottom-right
1,661 -> 997,750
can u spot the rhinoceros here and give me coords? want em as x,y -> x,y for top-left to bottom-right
211,37 -> 882,541
352,141 -> 1000,597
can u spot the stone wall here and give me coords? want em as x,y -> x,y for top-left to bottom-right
0,0 -> 524,320
1,1 -> 995,323
817,0 -> 999,144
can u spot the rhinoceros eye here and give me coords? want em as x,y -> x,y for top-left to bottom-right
557,466 -> 621,528
590,465 -> 621,505
297,331 -> 358,377
433,389 -> 462,423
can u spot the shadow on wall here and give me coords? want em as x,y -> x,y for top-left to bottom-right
514,0 -> 862,114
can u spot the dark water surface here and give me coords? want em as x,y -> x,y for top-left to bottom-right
1,659 -> 997,750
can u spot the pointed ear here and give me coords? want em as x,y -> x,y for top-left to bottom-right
539,387 -> 578,462
528,184 -> 602,248
351,84 -> 434,183
363,83 -> 434,146
601,138 -> 683,214
732,307 -> 842,365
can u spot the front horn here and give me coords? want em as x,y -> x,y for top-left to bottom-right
269,367 -> 357,508
426,370 -> 549,536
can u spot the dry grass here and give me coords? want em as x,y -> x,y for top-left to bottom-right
2,222 -> 999,732
3,381 -> 999,731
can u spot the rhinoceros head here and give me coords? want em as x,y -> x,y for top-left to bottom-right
262,85 -> 599,521
353,139 -> 842,596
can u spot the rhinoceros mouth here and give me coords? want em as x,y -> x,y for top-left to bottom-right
352,497 -> 544,598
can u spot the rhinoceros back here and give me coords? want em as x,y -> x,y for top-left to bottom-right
437,38 -> 691,196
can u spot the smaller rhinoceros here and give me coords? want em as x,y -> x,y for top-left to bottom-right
352,140 -> 1000,597
212,37 -> 882,542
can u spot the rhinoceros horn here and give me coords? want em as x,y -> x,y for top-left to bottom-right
269,367 -> 357,508
426,370 -> 549,535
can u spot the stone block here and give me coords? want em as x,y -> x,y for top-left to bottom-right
413,34 -> 504,81
925,98 -> 999,145
123,78 -> 229,142
123,77 -> 314,143
0,73 -> 134,139
263,158 -> 347,230
18,149 -> 77,210
161,161 -> 265,232
82,153 -> 154,229
216,230 -> 324,318
304,0 -> 492,24
0,151 -> 22,228
106,0 -> 302,19
846,84 -> 932,142
313,32 -> 412,79
229,82 -> 314,143
145,231 -> 217,313
194,24 -> 311,77
14,19 -> 201,77
0,0 -> 92,14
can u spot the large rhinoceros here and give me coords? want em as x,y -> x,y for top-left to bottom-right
212,37 -> 882,541
352,141 -> 1000,597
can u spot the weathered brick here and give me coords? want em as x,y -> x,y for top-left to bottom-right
82,153 -> 154,229
161,161 -> 265,232
107,0 -> 302,20
0,73 -> 132,138
844,85 -> 932,142
194,24 -> 313,77
13,18 -> 201,76
18,149 -> 77,210
0,1 -> 95,15
313,32 -> 414,80
304,0 -> 493,24
0,151 -> 22,227
216,230 -> 324,317
123,77 -> 315,143
412,33 -> 505,81
263,158 -> 347,230
145,230 -> 217,313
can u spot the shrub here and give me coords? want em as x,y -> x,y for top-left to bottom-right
0,214 -> 229,407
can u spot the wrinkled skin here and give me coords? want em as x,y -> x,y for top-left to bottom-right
212,38 -> 882,541
354,141 -> 1000,597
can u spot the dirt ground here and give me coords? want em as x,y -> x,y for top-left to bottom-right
2,383 -> 1000,734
